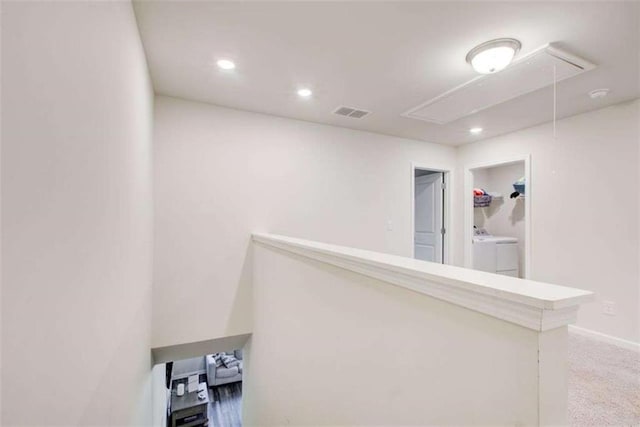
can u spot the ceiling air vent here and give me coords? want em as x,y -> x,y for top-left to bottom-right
333,106 -> 371,119
402,43 -> 596,125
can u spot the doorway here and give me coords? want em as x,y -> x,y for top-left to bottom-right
155,349 -> 244,427
151,334 -> 250,427
412,165 -> 449,264
464,156 -> 531,278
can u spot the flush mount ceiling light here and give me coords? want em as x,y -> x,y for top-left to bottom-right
466,38 -> 521,74
297,88 -> 313,98
589,88 -> 610,99
469,127 -> 483,135
216,59 -> 236,70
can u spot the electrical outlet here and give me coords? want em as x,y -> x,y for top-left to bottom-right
386,220 -> 393,231
602,300 -> 616,316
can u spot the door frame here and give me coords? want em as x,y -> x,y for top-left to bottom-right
411,162 -> 452,264
463,154 -> 531,278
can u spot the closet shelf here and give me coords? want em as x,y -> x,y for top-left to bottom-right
473,192 -> 503,208
473,194 -> 492,208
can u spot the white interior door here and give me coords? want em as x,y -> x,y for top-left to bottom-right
414,173 -> 444,263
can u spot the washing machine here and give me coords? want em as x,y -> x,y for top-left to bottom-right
473,234 -> 520,277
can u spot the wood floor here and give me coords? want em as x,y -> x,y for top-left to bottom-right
207,382 -> 242,427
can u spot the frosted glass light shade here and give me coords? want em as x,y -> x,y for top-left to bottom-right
466,39 -> 521,74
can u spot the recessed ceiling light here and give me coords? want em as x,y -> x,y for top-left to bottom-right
466,38 -> 521,74
297,88 -> 313,98
469,127 -> 483,135
216,59 -> 236,70
589,88 -> 610,99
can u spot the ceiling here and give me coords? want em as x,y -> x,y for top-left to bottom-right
133,1 -> 640,146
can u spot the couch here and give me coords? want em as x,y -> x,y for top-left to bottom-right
206,349 -> 243,387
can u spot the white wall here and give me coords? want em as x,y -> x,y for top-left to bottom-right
1,2 -> 154,425
457,100 -> 640,343
152,364 -> 168,427
473,162 -> 526,277
246,243 -> 564,425
153,96 -> 456,348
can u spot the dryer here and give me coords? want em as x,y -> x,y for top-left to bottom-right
473,234 -> 519,277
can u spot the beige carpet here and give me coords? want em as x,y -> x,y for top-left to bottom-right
569,332 -> 640,426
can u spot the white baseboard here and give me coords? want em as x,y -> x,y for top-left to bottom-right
569,325 -> 640,352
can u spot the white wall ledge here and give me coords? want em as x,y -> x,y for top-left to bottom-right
252,233 -> 594,331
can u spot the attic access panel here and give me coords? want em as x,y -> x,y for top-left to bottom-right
402,44 -> 596,124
